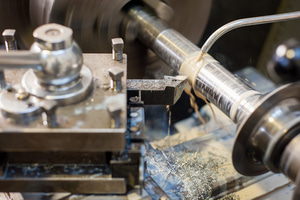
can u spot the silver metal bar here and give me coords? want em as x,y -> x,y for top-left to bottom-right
193,62 -> 261,122
128,6 -> 261,122
128,6 -> 199,72
199,11 -> 300,58
1,29 -> 18,89
2,29 -> 18,51
0,51 -> 43,70
280,134 -> 300,182
127,76 -> 187,105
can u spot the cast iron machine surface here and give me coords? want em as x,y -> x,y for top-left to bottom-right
0,23 -> 134,195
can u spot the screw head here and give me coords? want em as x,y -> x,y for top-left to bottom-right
40,100 -> 58,112
112,38 -> 124,61
108,67 -> 124,81
111,38 -> 124,51
2,29 -> 16,41
107,101 -> 122,116
33,23 -> 73,50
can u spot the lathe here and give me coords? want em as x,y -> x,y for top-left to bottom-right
1,0 -> 300,199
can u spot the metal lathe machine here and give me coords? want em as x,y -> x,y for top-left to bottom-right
1,0 -> 300,199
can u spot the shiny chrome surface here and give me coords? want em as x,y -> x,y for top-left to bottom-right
129,5 -> 262,123
233,83 -> 300,175
30,24 -> 83,86
0,86 -> 42,122
33,23 -> 73,50
111,38 -> 124,61
280,134 -> 300,200
194,61 -> 261,123
0,24 -> 83,86
0,54 -> 127,152
29,42 -> 82,86
128,6 -> 200,72
2,29 -> 17,51
0,51 -> 43,70
108,66 -> 124,92
22,65 -> 93,106
280,134 -> 300,181
2,1 -> 300,198
127,75 -> 187,105
0,53 -> 143,195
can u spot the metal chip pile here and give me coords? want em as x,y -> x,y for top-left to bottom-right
146,148 -> 231,199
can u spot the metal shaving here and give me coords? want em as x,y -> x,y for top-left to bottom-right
146,148 -> 228,199
219,193 -> 240,200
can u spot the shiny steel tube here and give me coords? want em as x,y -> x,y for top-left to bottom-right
128,6 -> 199,72
280,134 -> 300,200
200,11 -> 300,57
280,134 -> 300,182
128,6 -> 261,122
193,62 -> 261,122
0,51 -> 43,70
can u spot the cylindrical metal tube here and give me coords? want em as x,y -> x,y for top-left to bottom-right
128,6 -> 199,72
280,134 -> 300,181
193,62 -> 261,122
128,5 -> 261,122
0,51 -> 43,70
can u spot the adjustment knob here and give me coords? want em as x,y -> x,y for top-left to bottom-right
33,23 -> 73,50
30,23 -> 83,86
267,39 -> 300,83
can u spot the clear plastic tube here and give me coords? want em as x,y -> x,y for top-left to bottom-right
197,11 -> 300,61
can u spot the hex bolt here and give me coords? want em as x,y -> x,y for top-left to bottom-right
1,29 -> 17,90
107,101 -> 122,128
2,29 -> 17,51
108,67 -> 124,92
111,38 -> 124,61
40,100 -> 58,128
